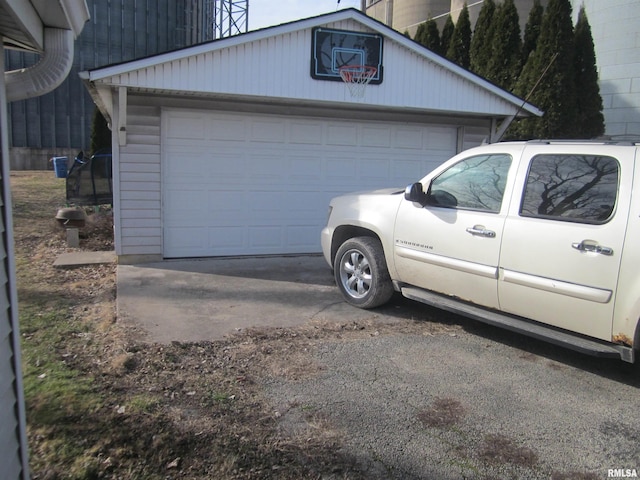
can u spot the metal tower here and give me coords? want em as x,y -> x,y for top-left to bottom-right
212,0 -> 248,39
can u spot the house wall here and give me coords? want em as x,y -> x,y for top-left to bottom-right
116,98 -> 163,263
0,47 -> 30,480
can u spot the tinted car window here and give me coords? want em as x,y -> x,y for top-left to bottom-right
429,154 -> 512,213
520,154 -> 618,224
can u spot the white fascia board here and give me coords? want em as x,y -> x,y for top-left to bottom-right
30,0 -> 89,35
2,0 -> 44,49
79,71 -> 113,124
58,0 -> 90,37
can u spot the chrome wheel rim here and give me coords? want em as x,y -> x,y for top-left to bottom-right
338,249 -> 372,299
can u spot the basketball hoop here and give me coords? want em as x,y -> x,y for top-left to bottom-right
338,65 -> 377,98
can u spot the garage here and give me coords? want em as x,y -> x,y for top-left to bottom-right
162,109 -> 457,257
81,9 -> 541,263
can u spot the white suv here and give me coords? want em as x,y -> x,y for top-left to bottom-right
321,140 -> 640,363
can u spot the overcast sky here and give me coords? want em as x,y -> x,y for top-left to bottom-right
248,0 -> 362,31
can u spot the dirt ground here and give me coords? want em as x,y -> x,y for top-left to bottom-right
16,172 -> 636,480
13,171 -> 439,479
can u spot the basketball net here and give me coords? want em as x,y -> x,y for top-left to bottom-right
339,65 -> 377,98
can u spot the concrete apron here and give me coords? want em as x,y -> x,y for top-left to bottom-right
117,255 -> 380,344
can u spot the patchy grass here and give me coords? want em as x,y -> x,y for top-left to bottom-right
11,172 -> 377,479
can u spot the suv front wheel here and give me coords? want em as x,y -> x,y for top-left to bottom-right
334,236 -> 394,309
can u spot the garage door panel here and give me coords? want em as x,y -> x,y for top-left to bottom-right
165,227 -> 206,252
165,187 -> 208,209
358,157 -> 391,184
393,127 -> 424,149
206,192 -> 246,224
208,226 -> 245,250
290,122 -> 324,145
166,113 -> 207,139
284,191 -> 326,222
163,110 -> 457,257
287,225 -> 320,249
325,158 -> 357,185
393,158 -> 433,182
251,154 -> 287,182
211,118 -> 246,141
362,125 -> 392,148
426,127 -> 458,149
327,124 -> 358,146
251,119 -> 286,143
248,226 -> 283,249
290,155 -> 323,182
252,191 -> 286,220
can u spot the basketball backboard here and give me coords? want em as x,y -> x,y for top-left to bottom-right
310,27 -> 384,84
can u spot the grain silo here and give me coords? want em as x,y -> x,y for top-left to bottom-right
363,0 -> 547,37
6,0 -> 248,169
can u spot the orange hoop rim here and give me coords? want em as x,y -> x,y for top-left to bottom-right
338,65 -> 378,82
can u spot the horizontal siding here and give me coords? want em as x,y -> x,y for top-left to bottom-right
120,163 -> 160,173
120,190 -> 161,201
102,19 -> 518,117
0,220 -> 22,479
121,218 -> 160,228
119,101 -> 162,256
0,330 -> 20,477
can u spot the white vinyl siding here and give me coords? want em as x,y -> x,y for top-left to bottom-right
0,299 -> 22,480
96,19 -> 524,117
118,101 -> 162,256
0,188 -> 27,479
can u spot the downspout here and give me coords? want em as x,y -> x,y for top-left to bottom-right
5,27 -> 74,102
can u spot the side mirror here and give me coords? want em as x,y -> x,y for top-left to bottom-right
404,182 -> 428,206
428,189 -> 458,208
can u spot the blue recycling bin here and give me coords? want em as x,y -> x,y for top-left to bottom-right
52,156 -> 68,178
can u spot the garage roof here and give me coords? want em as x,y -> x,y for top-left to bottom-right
82,8 -> 542,128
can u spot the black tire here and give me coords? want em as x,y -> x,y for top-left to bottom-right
333,236 -> 394,309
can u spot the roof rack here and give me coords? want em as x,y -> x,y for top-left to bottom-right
526,137 -> 640,146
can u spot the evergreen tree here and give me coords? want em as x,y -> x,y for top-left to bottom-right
522,0 -> 544,64
573,6 -> 604,138
510,0 -> 577,139
440,15 -> 455,57
90,108 -> 111,155
415,22 -> 427,45
469,0 -> 496,77
415,18 -> 442,54
446,3 -> 472,68
485,0 -> 522,90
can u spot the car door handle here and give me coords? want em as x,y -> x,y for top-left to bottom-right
466,225 -> 496,238
571,240 -> 614,256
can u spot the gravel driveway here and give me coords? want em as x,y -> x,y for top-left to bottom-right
119,255 -> 640,479
266,302 -> 640,479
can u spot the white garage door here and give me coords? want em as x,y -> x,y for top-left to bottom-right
162,109 -> 457,257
